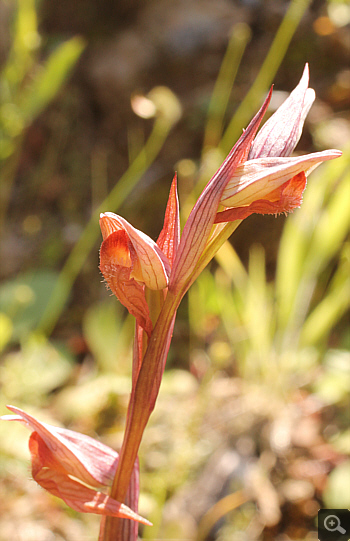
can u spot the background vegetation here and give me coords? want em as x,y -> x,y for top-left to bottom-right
0,0 -> 349,540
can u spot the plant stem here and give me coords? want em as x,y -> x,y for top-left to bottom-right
203,22 -> 251,150
102,289 -> 180,539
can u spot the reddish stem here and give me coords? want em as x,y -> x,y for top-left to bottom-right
102,290 -> 180,539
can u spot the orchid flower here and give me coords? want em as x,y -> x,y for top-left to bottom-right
1,65 -> 341,541
99,212 -> 171,337
215,64 -> 338,223
0,406 -> 151,529
98,64 -> 341,540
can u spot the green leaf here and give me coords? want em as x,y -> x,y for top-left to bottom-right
313,350 -> 350,405
0,312 -> 13,352
20,36 -> 85,122
0,270 -> 62,341
301,244 -> 350,346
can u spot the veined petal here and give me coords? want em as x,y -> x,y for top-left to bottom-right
100,213 -> 124,240
157,174 -> 180,266
29,433 -> 151,525
249,63 -> 315,159
221,150 -> 342,207
100,213 -> 170,290
2,406 -> 118,488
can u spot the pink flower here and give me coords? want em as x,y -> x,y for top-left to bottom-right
97,70 -> 342,535
99,66 -> 342,303
99,212 -> 171,337
215,64 -> 341,222
3,64 -> 341,541
1,406 -> 151,527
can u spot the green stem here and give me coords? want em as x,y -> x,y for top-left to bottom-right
0,139 -> 23,233
203,22 -> 251,150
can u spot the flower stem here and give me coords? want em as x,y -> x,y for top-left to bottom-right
102,289 -> 181,539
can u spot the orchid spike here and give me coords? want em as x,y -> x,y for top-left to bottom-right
4,64 -> 340,541
98,69 -> 342,539
1,406 -> 151,527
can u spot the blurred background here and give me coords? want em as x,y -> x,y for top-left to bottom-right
0,0 -> 349,540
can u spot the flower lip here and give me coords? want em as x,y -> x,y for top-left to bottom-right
99,211 -> 171,291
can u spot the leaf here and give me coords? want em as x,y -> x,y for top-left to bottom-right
83,300 -> 133,373
20,36 -> 85,122
0,312 -> 13,352
0,270 -> 61,341
0,335 -> 72,403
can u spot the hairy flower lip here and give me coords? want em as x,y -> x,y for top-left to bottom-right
99,212 -> 171,291
221,149 -> 342,207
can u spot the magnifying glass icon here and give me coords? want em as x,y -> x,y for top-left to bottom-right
324,514 -> 346,534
